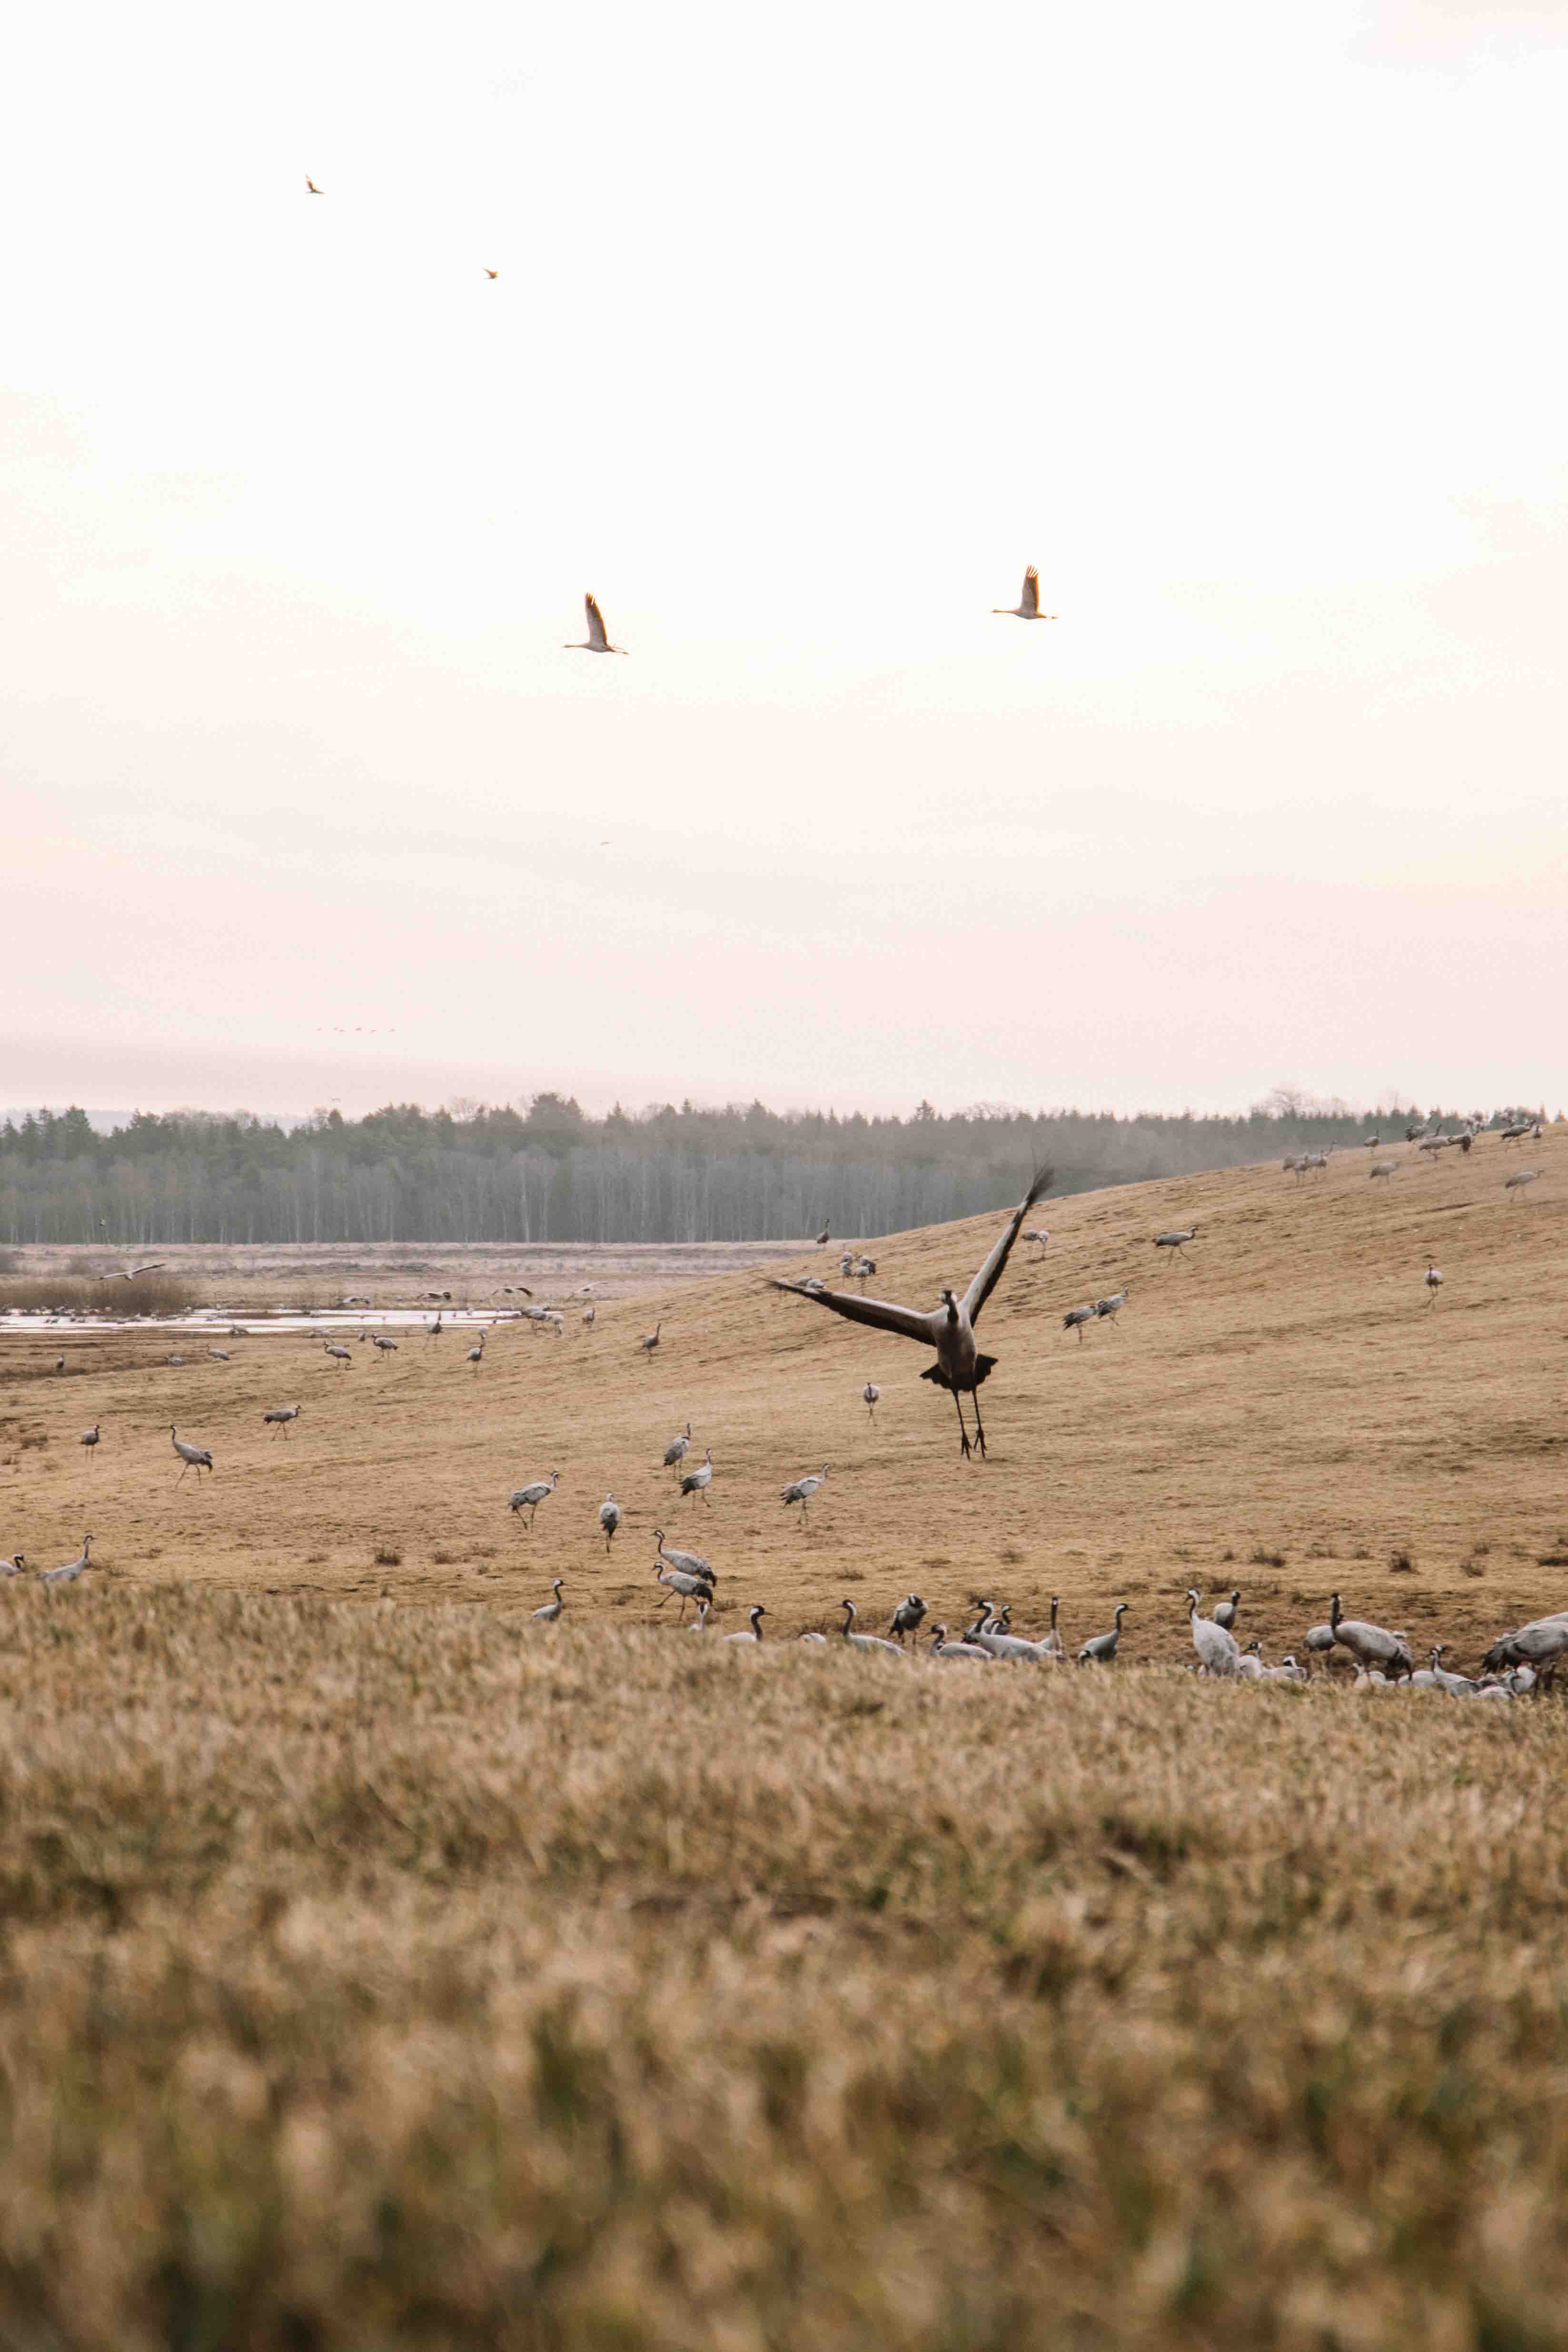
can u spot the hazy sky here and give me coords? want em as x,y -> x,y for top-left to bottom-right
4,0 -> 1565,1121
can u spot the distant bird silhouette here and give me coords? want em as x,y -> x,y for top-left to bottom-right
993,565 -> 1055,621
565,593 -> 627,654
774,1170 -> 1049,1459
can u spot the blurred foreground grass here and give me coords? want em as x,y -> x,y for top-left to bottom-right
1,1587 -> 1565,2350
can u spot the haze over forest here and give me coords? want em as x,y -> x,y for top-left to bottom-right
2,1087 -> 1553,1246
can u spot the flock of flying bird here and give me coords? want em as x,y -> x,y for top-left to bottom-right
7,1121 -> 1558,1677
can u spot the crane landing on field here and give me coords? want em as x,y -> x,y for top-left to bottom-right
772,1169 -> 1050,1458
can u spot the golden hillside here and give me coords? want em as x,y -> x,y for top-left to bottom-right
4,1126 -> 1565,1669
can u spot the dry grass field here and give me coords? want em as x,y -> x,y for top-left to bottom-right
1,1136 -> 1567,2347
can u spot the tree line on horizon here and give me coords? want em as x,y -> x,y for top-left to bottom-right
0,1091 -> 1550,1249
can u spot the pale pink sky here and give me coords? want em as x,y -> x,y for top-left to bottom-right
4,0 -> 1566,1121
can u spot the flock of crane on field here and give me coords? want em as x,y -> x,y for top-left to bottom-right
5,1117 -> 1558,1687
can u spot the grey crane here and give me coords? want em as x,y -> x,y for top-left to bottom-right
206,1347 -> 231,1362
653,1529 -> 714,1585
780,1463 -> 829,1519
532,1578 -> 565,1622
262,1404 -> 302,1437
837,1599 -> 905,1655
1234,1638 -> 1267,1681
840,1250 -> 855,1278
640,1320 -> 662,1362
1370,1160 -> 1399,1182
41,1534 -> 93,1585
1212,1589 -> 1240,1631
1077,1603 -> 1128,1664
323,1341 -> 353,1369
80,1422 -> 100,1456
164,1356 -> 186,1367
1023,1227 -> 1050,1258
426,1313 -> 444,1339
1062,1304 -> 1097,1343
466,1334 -> 486,1370
1188,1590 -> 1239,1676
1424,1260 -> 1443,1302
55,1354 -> 65,1373
1,1553 -> 26,1578
723,1605 -> 767,1644
863,1381 -> 881,1419
1505,1168 -> 1539,1198
992,564 -> 1055,620
928,1623 -> 992,1660
565,593 -> 627,655
662,1422 -> 693,1471
772,1170 -> 1048,1459
1152,1228 -> 1197,1259
1408,1645 -> 1445,1691
970,1615 -> 1056,1662
1326,1592 -> 1411,1677
582,1305 -> 595,1330
887,1592 -> 926,1643
1266,1653 -> 1308,1684
679,1446 -> 713,1505
1042,1596 -> 1065,1658
1095,1289 -> 1129,1326
1481,1610 -> 1568,1679
372,1334 -> 398,1355
96,1262 -> 169,1281
170,1425 -> 213,1482
509,1469 -> 560,1528
853,1256 -> 877,1289
688,1597 -> 712,1632
814,1226 -> 831,1246
653,1560 -> 709,1619
598,1493 -> 622,1552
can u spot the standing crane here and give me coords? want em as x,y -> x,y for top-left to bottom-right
723,1605 -> 767,1644
170,1426 -> 213,1482
1077,1603 -> 1128,1664
80,1422 -> 100,1458
466,1334 -> 486,1372
780,1464 -> 829,1520
887,1593 -> 926,1643
532,1579 -> 565,1622
653,1558 -> 712,1620
640,1321 -> 662,1363
837,1600 -> 905,1655
323,1342 -> 353,1369
509,1469 -> 560,1529
653,1530 -> 714,1590
372,1334 -> 398,1357
679,1447 -> 713,1505
598,1493 -> 622,1553
1152,1228 -> 1198,1259
1424,1260 -> 1443,1302
772,1170 -> 1049,1458
862,1381 -> 881,1419
262,1404 -> 302,1437
1188,1591 -> 1239,1676
662,1423 -> 693,1471
41,1534 -> 93,1585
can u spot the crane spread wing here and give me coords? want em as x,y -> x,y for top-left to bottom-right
584,594 -> 608,650
772,1281 -> 937,1347
1021,566 -> 1039,616
961,1166 -> 1051,1326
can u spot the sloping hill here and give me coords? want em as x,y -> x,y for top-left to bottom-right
3,1126 -> 1564,1669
